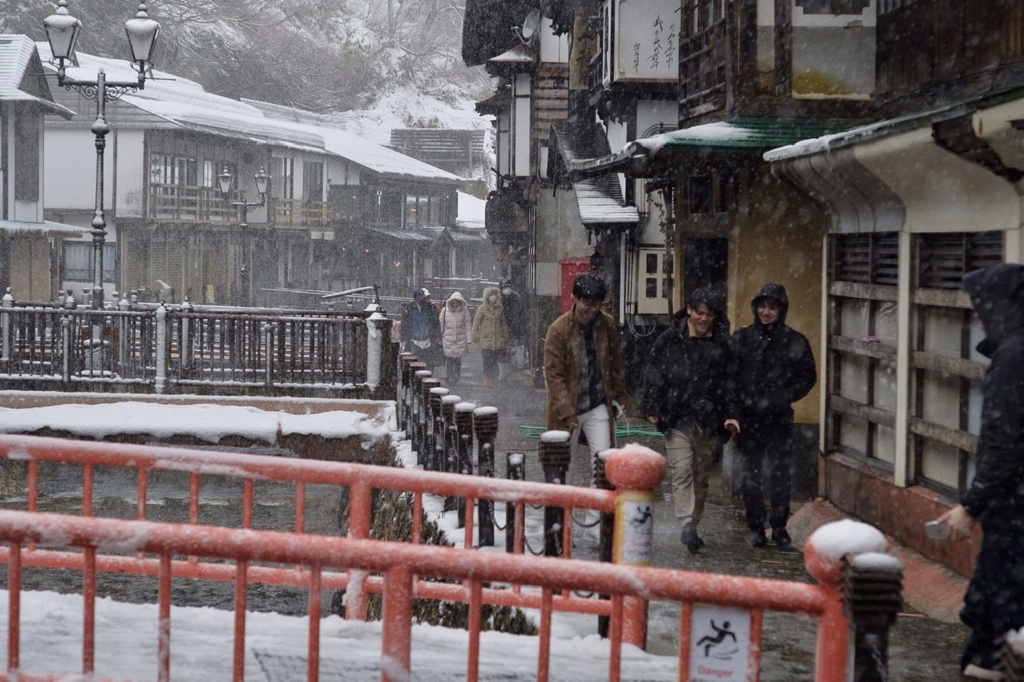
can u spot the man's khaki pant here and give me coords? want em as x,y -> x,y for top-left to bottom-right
665,426 -> 717,524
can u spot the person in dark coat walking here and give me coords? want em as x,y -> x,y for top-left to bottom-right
934,263 -> 1024,682
731,283 -> 816,549
400,287 -> 443,370
641,287 -> 738,554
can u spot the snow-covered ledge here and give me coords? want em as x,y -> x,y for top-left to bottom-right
0,391 -> 399,463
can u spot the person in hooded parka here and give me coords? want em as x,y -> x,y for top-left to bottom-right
471,286 -> 509,388
439,291 -> 472,387
730,283 -> 817,550
934,263 -> 1024,682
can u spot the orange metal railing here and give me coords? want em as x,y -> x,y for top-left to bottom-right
0,510 -> 854,682
0,434 -> 868,681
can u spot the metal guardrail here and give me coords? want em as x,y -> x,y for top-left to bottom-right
0,294 -> 394,397
0,434 -> 899,682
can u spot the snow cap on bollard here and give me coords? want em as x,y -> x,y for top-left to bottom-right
603,443 -> 665,490
804,519 -> 888,584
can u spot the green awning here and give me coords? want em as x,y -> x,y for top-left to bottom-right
568,117 -> 864,178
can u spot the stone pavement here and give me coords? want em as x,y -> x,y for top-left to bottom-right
431,347 -> 972,680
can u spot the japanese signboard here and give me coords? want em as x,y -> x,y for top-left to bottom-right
613,0 -> 678,82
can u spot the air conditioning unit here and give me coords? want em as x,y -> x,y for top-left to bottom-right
635,247 -> 671,315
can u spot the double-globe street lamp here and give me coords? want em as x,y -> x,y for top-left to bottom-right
44,0 -> 160,323
218,166 -> 270,306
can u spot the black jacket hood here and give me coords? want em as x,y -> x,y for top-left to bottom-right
750,283 -> 789,327
964,263 -> 1024,352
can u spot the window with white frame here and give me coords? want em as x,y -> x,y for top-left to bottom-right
911,231 -> 1001,495
149,153 -> 198,218
272,157 -> 294,200
63,242 -> 116,283
303,161 -> 323,202
828,232 -> 900,464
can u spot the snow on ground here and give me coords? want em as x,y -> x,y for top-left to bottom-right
0,588 -> 678,681
0,401 -> 395,444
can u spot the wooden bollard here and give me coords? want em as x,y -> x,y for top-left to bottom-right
472,406 -> 499,547
538,430 -> 572,557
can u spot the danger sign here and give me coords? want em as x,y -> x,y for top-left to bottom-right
688,604 -> 753,681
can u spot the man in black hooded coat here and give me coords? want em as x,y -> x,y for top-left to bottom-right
935,263 -> 1024,681
731,283 -> 816,549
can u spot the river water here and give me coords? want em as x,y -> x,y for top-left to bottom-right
0,454 -> 346,616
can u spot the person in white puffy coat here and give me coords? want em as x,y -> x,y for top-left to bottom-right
439,291 -> 472,387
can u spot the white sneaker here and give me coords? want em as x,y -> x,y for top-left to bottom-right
962,664 -> 1006,681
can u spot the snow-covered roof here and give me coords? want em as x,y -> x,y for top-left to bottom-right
573,177 -> 639,225
551,122 -> 639,227
0,219 -> 89,237
488,44 -> 536,65
37,45 -> 465,185
457,191 -> 485,229
317,127 -> 464,183
0,36 -> 74,118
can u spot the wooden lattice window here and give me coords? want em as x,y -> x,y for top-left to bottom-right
833,232 -> 899,285
917,232 -> 1003,290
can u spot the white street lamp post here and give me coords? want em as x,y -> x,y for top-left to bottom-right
44,0 -> 160,322
218,166 -> 270,306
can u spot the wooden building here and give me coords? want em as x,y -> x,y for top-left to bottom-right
465,0 -> 1024,576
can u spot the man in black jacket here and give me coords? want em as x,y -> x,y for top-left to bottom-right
641,287 -> 737,554
638,286 -> 737,552
731,283 -> 816,549
935,263 -> 1024,681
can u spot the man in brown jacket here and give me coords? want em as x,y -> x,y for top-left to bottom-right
544,273 -> 628,491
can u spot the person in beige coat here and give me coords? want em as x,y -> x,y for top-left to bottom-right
471,286 -> 509,387
439,291 -> 472,387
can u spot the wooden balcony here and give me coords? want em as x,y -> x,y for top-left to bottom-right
148,185 -> 328,229
273,199 -> 329,229
149,184 -> 236,223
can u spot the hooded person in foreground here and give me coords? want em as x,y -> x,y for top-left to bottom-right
935,263 -> 1024,682
730,283 -> 816,549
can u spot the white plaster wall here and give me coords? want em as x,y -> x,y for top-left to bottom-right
44,129 -> 102,211
636,100 -> 677,138
326,158 -> 361,186
539,18 -> 569,63
115,130 -> 146,218
855,130 -> 1019,234
534,189 -> 588,297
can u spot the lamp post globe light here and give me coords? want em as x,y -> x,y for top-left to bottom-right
218,166 -> 270,305
43,0 -> 160,317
